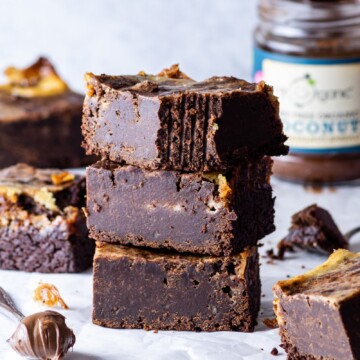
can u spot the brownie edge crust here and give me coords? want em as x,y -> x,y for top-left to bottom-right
93,243 -> 261,332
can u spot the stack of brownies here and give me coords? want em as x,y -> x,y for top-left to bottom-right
82,66 -> 288,331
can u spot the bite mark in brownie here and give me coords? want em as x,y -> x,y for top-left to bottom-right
82,66 -> 288,171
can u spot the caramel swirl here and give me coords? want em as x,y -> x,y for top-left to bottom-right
0,57 -> 68,97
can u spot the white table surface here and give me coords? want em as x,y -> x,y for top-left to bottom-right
0,176 -> 359,360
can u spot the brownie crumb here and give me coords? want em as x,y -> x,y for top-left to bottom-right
271,347 -> 279,356
304,184 -> 323,194
263,318 -> 278,329
265,248 -> 277,259
265,245 -> 292,261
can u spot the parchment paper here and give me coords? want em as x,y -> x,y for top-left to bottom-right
1,177 -> 359,360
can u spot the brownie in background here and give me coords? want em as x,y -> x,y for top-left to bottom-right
0,57 -> 94,169
0,163 -> 94,272
278,204 -> 348,256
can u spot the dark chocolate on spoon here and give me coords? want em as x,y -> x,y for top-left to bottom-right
8,310 -> 75,360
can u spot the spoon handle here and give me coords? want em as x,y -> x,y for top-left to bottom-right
0,287 -> 24,320
344,226 -> 360,242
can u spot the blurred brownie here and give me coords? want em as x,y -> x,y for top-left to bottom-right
278,204 -> 348,256
93,242 -> 260,331
273,249 -> 360,359
0,163 -> 94,272
0,57 -> 93,168
82,64 -> 288,171
86,157 -> 274,256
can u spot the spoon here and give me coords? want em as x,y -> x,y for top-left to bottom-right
344,226 -> 360,243
0,287 -> 76,360
0,287 -> 25,321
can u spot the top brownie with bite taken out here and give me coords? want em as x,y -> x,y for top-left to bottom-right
82,64 -> 288,172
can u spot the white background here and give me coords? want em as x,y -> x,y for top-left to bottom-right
0,0 -> 257,92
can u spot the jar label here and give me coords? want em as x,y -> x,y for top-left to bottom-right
254,47 -> 360,154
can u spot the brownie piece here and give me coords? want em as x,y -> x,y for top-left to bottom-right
0,57 -> 94,168
82,65 -> 288,171
273,249 -> 360,360
86,157 -> 274,256
0,163 -> 94,272
93,242 -> 260,331
278,204 -> 348,256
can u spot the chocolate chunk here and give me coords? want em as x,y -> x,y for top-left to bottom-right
277,204 -> 348,257
93,243 -> 260,332
273,249 -> 360,359
0,164 -> 94,273
82,70 -> 288,171
86,158 -> 274,256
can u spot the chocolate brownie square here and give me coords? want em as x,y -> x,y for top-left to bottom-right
0,163 -> 94,272
93,242 -> 260,331
0,57 -> 94,168
82,65 -> 287,171
273,249 -> 360,359
86,157 -> 274,256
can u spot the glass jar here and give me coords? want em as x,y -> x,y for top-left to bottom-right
254,0 -> 360,183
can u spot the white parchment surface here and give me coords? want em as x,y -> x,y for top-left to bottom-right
0,177 -> 359,360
